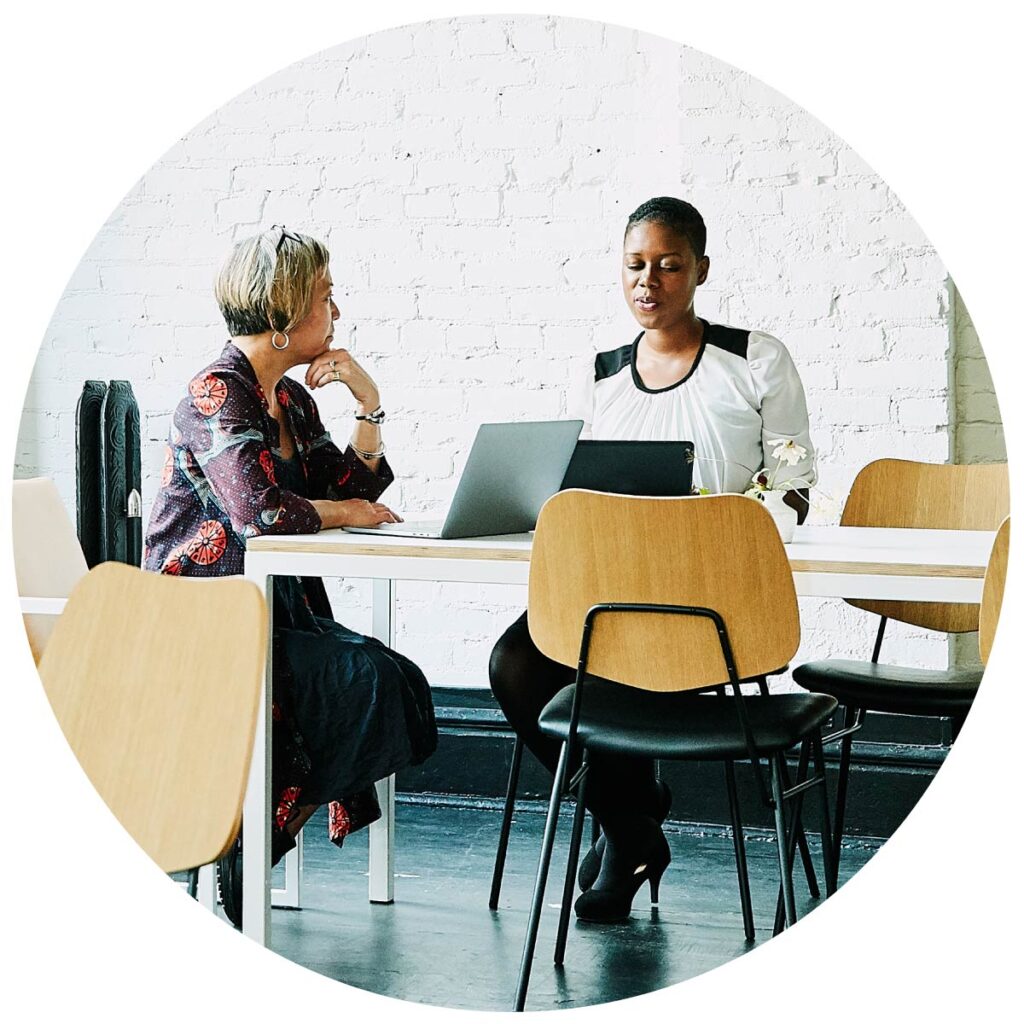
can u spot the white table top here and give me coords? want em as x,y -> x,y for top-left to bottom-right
238,519 -> 998,944
246,524 -> 996,579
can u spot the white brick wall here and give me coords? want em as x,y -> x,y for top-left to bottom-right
16,14 -> 1005,686
949,288 -> 1007,669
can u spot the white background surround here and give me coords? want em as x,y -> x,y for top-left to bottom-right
17,14 -> 1004,683
5,3 -> 1022,1021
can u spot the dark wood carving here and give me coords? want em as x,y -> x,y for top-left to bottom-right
100,381 -> 142,566
75,381 -> 107,568
76,380 -> 142,568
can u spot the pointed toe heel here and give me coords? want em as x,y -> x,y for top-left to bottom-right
578,781 -> 673,892
573,833 -> 670,923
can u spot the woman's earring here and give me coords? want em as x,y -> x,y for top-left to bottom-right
271,331 -> 290,351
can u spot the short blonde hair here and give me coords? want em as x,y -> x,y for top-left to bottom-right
215,226 -> 330,336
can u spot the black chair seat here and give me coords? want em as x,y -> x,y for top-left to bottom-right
538,680 -> 837,760
792,660 -> 983,717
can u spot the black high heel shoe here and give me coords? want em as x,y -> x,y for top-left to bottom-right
578,780 -> 672,892
573,827 -> 671,923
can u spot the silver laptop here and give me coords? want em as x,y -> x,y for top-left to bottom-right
344,420 -> 584,539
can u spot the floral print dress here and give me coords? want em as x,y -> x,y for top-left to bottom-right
145,342 -> 437,855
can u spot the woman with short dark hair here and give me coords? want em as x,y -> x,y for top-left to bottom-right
489,197 -> 815,923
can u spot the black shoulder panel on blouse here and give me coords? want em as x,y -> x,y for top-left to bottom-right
594,343 -> 633,382
704,323 -> 750,360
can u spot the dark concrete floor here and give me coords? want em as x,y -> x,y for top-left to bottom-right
247,800 -> 879,1012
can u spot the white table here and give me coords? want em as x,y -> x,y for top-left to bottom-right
238,523 -> 996,944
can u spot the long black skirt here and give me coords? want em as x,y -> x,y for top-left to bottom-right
270,576 -> 437,848
276,616 -> 437,804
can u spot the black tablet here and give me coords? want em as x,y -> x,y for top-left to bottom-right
559,440 -> 695,497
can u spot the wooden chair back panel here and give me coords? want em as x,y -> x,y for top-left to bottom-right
840,460 -> 1009,632
528,491 -> 800,692
13,478 -> 90,662
38,562 -> 266,873
979,517 -> 1010,665
12,477 -> 88,597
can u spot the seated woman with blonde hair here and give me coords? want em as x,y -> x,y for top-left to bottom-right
144,226 -> 436,927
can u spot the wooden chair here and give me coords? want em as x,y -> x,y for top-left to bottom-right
38,561 -> 266,876
792,460 -> 1009,889
513,490 -> 838,1011
12,477 -> 89,663
979,517 -> 1010,666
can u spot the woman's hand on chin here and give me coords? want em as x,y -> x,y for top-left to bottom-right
312,498 -> 402,529
306,348 -> 380,409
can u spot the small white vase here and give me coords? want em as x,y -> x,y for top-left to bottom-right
757,489 -> 798,543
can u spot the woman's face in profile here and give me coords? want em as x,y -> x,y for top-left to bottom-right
290,269 -> 340,362
621,220 -> 709,332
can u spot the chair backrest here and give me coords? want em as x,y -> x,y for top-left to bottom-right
12,477 -> 90,662
38,561 -> 266,873
979,517 -> 1010,665
528,490 -> 800,692
840,459 -> 1009,633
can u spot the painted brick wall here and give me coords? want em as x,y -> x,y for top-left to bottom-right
949,289 -> 1006,669
16,15 -> 1002,686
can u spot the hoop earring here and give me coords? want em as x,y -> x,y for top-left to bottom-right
271,331 -> 290,351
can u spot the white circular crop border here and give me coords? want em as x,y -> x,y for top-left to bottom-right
3,2 -> 1019,1021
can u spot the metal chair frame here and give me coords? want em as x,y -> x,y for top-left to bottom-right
513,601 -> 836,1011
489,693 -> 821,926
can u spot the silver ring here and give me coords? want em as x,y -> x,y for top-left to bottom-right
329,359 -> 336,369
333,370 -> 340,382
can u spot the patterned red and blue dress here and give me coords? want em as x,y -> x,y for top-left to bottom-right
144,341 -> 437,859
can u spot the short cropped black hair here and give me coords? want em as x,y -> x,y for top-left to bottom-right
625,197 -> 707,259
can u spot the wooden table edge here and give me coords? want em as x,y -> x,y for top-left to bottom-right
246,542 -> 985,578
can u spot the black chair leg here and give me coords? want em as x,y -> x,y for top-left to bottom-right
186,868 -> 199,900
831,705 -> 859,892
514,742 -> 569,1012
790,743 -> 820,900
724,759 -> 755,941
770,754 -> 796,931
490,735 -> 524,910
554,751 -> 590,965
812,732 -> 837,897
773,741 -> 818,933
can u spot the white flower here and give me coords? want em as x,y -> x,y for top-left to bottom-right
768,438 -> 808,466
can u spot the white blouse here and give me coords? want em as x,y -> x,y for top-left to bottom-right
568,321 -> 816,495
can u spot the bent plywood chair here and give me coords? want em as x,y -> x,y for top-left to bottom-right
12,477 -> 89,663
38,561 -> 266,875
513,491 -> 838,1010
979,517 -> 1010,666
793,459 -> 1009,888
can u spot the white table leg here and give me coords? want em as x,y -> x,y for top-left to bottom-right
370,774 -> 396,903
273,832 -> 302,908
241,567 -> 273,944
368,577 -> 396,904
